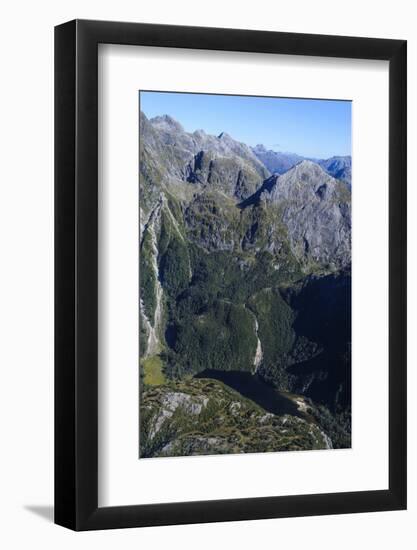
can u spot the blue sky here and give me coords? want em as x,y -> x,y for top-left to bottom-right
140,91 -> 351,159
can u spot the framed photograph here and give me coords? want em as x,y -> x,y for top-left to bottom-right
55,19 -> 407,530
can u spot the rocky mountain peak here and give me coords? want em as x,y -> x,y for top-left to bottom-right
193,129 -> 207,138
150,114 -> 185,133
242,160 -> 342,206
142,111 -> 270,201
251,145 -> 352,185
140,111 -> 351,269
266,161 -> 351,268
281,159 -> 329,181
253,144 -> 267,153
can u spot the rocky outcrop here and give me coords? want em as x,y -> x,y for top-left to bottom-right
249,161 -> 351,269
184,191 -> 241,251
140,111 -> 269,202
141,113 -> 351,269
140,378 -> 330,457
185,150 -> 264,199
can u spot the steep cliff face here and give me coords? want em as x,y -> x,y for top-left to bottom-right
253,161 -> 351,269
139,191 -> 191,358
140,112 -> 269,206
185,149 -> 265,199
141,113 -> 350,270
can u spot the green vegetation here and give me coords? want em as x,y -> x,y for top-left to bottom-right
140,378 -> 329,458
159,237 -> 190,297
139,229 -> 157,324
142,355 -> 166,386
138,192 -> 351,456
139,322 -> 148,359
172,301 -> 257,375
334,180 -> 352,204
156,214 -> 302,379
249,288 -> 295,360
248,288 -> 296,388
184,244 -> 298,306
185,190 -> 242,250
310,405 -> 351,449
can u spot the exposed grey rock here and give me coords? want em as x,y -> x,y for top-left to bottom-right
141,111 -> 269,201
252,144 -> 305,174
184,192 -> 239,251
256,161 -> 351,268
252,144 -> 352,185
149,114 -> 185,134
140,379 -> 331,457
146,390 -> 209,440
141,112 -> 351,269
318,156 -> 351,186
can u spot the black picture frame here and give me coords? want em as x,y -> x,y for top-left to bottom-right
55,19 -> 407,531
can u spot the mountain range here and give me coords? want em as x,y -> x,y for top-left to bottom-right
139,111 -> 352,457
251,143 -> 352,185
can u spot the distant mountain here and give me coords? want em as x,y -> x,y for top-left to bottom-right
318,156 -> 351,186
251,144 -> 304,175
252,144 -> 351,185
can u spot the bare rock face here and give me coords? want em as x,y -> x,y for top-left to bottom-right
140,111 -> 269,201
140,111 -> 351,270
260,161 -> 351,269
184,192 -> 240,251
185,149 -> 264,199
148,114 -> 185,134
140,111 -> 351,269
